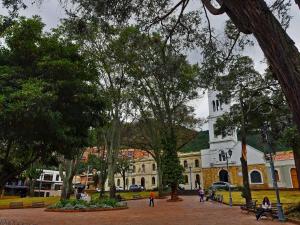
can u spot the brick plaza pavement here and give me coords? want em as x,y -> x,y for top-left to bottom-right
0,196 -> 295,225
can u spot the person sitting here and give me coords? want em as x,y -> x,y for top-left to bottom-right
256,196 -> 272,220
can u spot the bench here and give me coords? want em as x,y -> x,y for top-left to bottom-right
241,200 -> 257,213
9,202 -> 24,209
31,201 -> 45,208
260,206 -> 279,220
132,194 -> 141,199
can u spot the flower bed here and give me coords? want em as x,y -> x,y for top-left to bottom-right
45,198 -> 128,212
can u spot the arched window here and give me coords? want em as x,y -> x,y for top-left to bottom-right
141,177 -> 145,187
274,170 -> 280,182
213,101 -> 216,112
184,175 -> 189,184
216,100 -> 219,111
117,179 -> 120,186
184,160 -> 188,168
250,170 -> 263,184
132,178 -> 135,185
195,174 -> 200,188
152,164 -> 156,171
152,177 -> 156,185
132,165 -> 136,173
195,159 -> 199,167
142,164 -> 145,173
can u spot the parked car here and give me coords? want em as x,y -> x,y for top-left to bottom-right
129,184 -> 144,192
210,181 -> 236,190
116,186 -> 124,191
178,184 -> 185,190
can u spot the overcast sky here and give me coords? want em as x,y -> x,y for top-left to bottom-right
1,0 -> 299,130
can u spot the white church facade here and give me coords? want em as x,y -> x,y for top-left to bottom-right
200,90 -> 299,189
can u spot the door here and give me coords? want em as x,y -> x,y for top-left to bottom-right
219,169 -> 229,182
291,168 -> 299,188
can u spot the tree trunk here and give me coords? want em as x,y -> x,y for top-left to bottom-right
59,159 -> 77,201
107,149 -> 116,199
29,178 -> 35,197
295,0 -> 300,9
107,118 -> 121,199
122,171 -> 126,191
218,0 -> 300,133
0,187 -> 4,198
170,183 -> 178,200
241,134 -> 252,204
293,147 -> 300,188
156,157 -> 164,197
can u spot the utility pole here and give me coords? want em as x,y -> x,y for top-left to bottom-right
262,123 -> 285,222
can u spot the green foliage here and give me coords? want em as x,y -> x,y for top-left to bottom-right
48,198 -> 122,209
0,16 -> 105,186
180,131 -> 209,152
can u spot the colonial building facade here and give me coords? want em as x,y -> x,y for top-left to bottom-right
104,151 -> 202,191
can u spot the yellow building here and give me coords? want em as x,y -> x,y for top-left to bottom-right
108,151 -> 202,191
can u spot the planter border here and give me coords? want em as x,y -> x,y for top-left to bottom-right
45,206 -> 128,213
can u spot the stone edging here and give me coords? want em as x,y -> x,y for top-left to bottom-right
45,206 -> 128,213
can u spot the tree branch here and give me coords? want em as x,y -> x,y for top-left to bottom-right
201,0 -> 226,15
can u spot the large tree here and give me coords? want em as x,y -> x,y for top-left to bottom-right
118,29 -> 201,200
0,16 -> 105,189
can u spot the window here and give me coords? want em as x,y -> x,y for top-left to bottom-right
195,159 -> 199,168
213,101 -> 216,112
220,100 -> 223,110
183,160 -> 188,168
152,177 -> 156,185
117,179 -> 120,186
250,170 -> 263,184
126,178 -> 128,186
213,124 -> 218,138
132,165 -> 136,173
132,178 -> 135,185
152,164 -> 156,171
184,175 -> 189,184
142,164 -> 145,173
216,100 -> 219,111
219,153 -> 226,162
43,174 -> 53,181
56,175 -> 59,181
274,170 -> 280,182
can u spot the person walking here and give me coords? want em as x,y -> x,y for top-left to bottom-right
149,191 -> 155,207
198,188 -> 205,202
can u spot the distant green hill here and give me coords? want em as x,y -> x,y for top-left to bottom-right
180,130 -> 209,153
179,130 -> 290,153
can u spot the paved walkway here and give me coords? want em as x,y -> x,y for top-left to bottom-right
0,196 -> 295,225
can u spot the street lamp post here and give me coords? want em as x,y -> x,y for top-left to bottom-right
189,165 -> 193,190
221,149 -> 233,207
262,124 -> 285,222
38,172 -> 44,197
